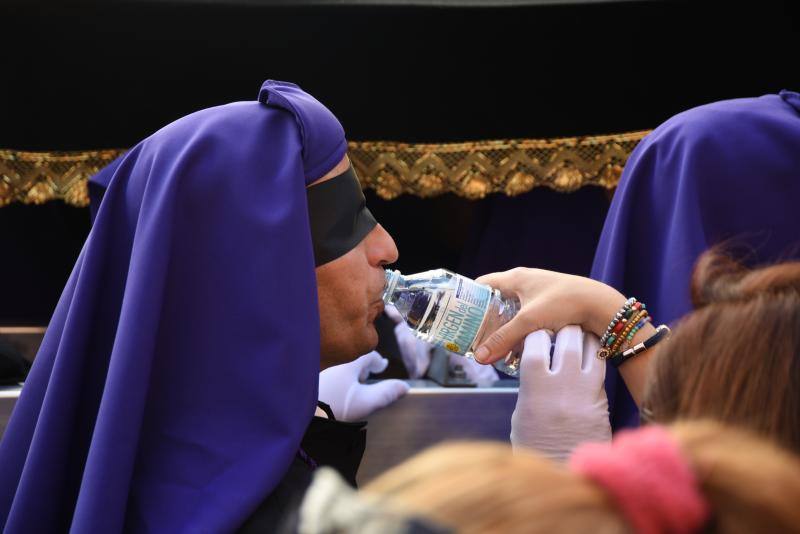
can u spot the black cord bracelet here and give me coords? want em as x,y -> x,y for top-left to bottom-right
609,324 -> 671,368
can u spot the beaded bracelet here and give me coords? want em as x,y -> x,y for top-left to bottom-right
606,309 -> 649,357
624,316 -> 652,346
599,298 -> 637,347
598,298 -> 647,360
612,314 -> 652,361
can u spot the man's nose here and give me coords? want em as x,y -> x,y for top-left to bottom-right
367,224 -> 399,266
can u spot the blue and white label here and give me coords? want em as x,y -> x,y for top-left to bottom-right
429,277 -> 490,354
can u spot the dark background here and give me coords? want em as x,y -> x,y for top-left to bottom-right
1,0 -> 798,324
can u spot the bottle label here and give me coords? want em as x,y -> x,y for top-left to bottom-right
428,276 -> 490,354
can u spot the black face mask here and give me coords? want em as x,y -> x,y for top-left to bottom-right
306,166 -> 378,267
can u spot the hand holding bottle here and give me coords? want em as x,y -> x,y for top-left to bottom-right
472,268 -> 657,405
383,269 -> 522,375
472,268 -> 630,364
511,326 -> 611,461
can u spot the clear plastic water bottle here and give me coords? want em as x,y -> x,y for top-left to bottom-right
382,269 -> 522,376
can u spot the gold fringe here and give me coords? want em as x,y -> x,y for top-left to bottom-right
0,130 -> 649,206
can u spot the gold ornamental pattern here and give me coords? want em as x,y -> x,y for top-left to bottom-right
0,130 -> 650,206
349,131 -> 649,200
0,149 -> 126,207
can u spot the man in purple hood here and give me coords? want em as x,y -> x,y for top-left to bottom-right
592,90 -> 800,430
0,81 -> 405,532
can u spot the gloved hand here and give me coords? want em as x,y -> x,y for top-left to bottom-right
318,351 -> 411,422
385,306 -> 432,378
510,326 -> 611,461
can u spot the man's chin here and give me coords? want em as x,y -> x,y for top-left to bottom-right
349,324 -> 380,361
320,326 -> 379,369
358,323 -> 380,354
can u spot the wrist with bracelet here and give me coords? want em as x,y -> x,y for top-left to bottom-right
597,297 -> 670,366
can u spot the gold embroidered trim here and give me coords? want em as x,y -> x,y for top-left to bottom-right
350,131 -> 649,200
0,149 -> 126,207
0,130 -> 649,206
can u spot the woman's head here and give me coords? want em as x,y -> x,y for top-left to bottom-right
643,249 -> 800,451
360,421 -> 800,534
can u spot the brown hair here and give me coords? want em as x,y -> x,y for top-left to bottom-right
643,250 -> 800,451
362,421 -> 800,534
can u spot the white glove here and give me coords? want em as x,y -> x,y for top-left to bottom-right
510,326 -> 611,461
318,351 -> 411,422
447,352 -> 499,386
385,306 -> 432,378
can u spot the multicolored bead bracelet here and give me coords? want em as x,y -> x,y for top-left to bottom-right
599,297 -> 637,347
598,298 -> 647,359
607,309 -> 650,357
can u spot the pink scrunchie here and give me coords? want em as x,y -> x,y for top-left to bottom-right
569,426 -> 710,534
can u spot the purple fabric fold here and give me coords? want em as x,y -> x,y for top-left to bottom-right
0,81 -> 346,532
592,90 -> 800,430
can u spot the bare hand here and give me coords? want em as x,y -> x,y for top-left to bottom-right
473,268 -> 627,365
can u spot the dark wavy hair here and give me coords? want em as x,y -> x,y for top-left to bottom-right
643,249 -> 800,451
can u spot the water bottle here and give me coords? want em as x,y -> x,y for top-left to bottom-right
382,269 -> 522,376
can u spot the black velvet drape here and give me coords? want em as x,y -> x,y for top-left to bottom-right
1,0 -> 798,324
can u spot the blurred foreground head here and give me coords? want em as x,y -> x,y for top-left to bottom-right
358,421 -> 800,534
